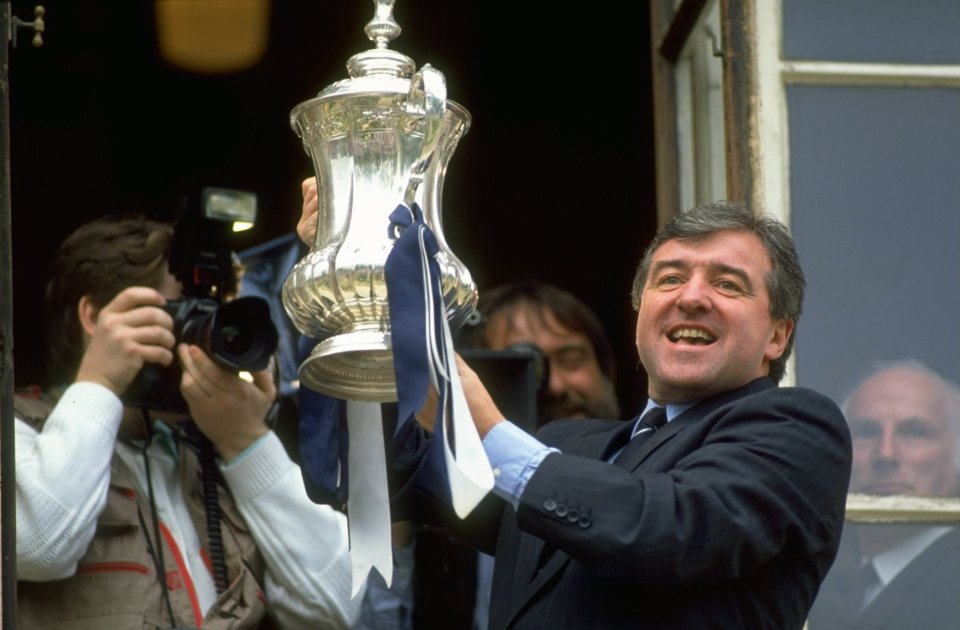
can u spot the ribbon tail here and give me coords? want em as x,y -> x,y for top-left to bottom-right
440,311 -> 495,517
297,338 -> 349,507
345,400 -> 393,595
385,201 -> 492,519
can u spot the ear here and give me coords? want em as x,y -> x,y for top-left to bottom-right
765,319 -> 794,362
77,295 -> 100,337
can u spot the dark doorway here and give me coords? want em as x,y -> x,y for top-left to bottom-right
7,0 -> 656,417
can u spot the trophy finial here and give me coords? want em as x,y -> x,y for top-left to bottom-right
365,0 -> 401,50
346,0 -> 414,78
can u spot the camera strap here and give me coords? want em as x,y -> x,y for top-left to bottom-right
138,410 -> 181,627
172,421 -> 229,595
197,432 -> 229,594
135,414 -> 226,629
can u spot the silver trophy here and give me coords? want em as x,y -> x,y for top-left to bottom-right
282,0 -> 477,402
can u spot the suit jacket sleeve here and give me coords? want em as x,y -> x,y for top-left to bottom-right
516,385 -> 851,589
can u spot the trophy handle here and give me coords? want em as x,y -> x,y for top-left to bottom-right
404,64 -> 446,205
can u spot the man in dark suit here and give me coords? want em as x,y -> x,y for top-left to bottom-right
380,201 -> 852,629
807,360 -> 960,629
293,195 -> 851,627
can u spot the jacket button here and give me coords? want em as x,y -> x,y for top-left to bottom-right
555,504 -> 568,518
543,498 -> 557,511
566,508 -> 580,523
578,515 -> 592,528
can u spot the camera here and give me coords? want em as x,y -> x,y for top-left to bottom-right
123,187 -> 279,413
459,343 -> 549,435
164,296 -> 277,372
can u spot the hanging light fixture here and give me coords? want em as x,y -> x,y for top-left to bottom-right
154,0 -> 270,73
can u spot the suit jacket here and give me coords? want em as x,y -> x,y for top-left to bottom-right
807,526 -> 960,629
397,378 -> 851,630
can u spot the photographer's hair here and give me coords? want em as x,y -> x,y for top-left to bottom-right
630,201 -> 805,384
44,215 -> 174,385
466,280 -> 617,382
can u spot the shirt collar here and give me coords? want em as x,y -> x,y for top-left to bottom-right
640,400 -> 697,423
871,526 -> 953,587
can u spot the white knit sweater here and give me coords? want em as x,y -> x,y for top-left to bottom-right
15,381 -> 363,628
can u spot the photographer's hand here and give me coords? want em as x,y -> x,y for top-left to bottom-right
297,176 -> 319,246
75,287 -> 176,397
178,344 -> 276,462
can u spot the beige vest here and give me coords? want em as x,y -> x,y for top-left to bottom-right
15,391 -> 277,630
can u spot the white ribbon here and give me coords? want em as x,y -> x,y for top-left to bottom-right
439,311 -> 495,517
345,400 -> 392,596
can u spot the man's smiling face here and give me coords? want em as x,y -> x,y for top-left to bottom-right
635,229 -> 792,403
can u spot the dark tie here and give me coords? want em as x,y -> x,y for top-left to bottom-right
848,559 -> 881,619
611,406 -> 668,466
634,406 -> 668,438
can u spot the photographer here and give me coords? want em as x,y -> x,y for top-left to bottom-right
14,214 -> 361,629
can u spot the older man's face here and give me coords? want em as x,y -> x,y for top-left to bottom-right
848,368 -> 960,497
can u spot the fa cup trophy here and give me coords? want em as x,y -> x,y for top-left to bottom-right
282,0 -> 477,402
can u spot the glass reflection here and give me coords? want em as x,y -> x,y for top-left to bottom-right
808,360 -> 960,628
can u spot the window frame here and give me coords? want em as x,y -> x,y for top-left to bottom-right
649,0 -> 960,523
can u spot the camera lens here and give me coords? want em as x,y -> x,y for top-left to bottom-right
165,296 -> 278,373
218,324 -> 253,357
206,297 -> 279,372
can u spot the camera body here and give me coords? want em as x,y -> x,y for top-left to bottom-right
123,188 -> 279,413
459,344 -> 548,435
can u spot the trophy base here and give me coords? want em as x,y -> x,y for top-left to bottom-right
298,331 -> 398,402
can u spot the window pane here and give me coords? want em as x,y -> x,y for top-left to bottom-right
791,85 -> 960,629
808,522 -> 960,627
783,0 -> 960,64
788,85 -> 960,403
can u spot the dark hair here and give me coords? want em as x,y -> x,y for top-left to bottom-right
630,201 -> 805,384
44,215 -> 174,385
467,280 -> 617,382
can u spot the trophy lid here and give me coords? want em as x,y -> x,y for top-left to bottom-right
303,0 -> 420,106
291,0 -> 471,136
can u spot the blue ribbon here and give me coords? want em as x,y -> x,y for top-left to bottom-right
297,202 -> 455,506
385,202 -> 455,504
297,336 -> 349,507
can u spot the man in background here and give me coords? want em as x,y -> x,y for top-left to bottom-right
461,280 -> 621,424
808,359 -> 960,629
